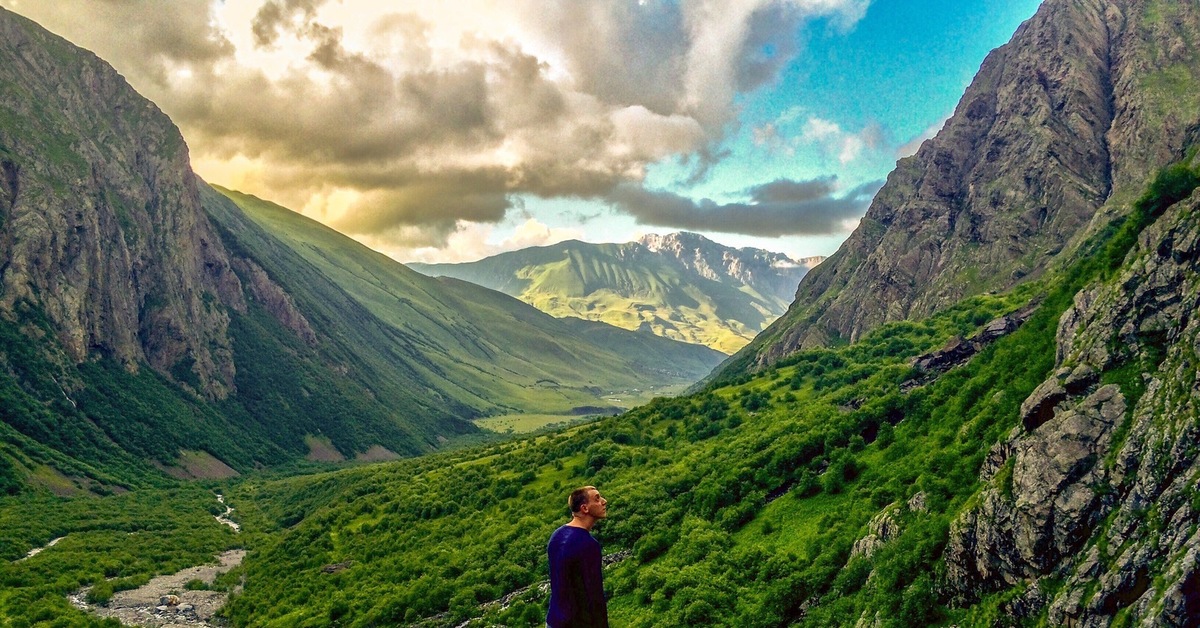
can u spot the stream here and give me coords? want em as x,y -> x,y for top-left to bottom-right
19,536 -> 65,561
66,492 -> 244,627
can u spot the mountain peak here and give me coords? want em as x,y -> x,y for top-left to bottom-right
637,231 -> 712,252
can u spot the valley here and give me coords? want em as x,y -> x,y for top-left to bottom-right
4,0 -> 1200,626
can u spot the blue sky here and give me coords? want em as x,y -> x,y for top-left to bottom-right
6,0 -> 1044,263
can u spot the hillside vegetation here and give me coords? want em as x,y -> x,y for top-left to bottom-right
209,187 -> 722,416
1,3 -> 724,490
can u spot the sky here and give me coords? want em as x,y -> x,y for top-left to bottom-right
3,0 -> 1043,264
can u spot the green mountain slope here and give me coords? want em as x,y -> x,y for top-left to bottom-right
5,1 -> 1200,627
209,187 -> 722,416
719,0 -> 1200,379
412,234 -> 817,354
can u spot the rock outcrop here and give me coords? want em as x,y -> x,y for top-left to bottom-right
0,8 -> 245,398
638,232 -> 821,305
726,0 -> 1200,373
945,184 -> 1200,625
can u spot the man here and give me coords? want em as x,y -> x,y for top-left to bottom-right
546,486 -> 609,628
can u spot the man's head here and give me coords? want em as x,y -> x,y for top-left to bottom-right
568,486 -> 608,522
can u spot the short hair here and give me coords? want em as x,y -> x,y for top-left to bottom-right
568,486 -> 596,514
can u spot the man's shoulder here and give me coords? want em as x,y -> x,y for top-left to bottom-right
550,524 -> 597,545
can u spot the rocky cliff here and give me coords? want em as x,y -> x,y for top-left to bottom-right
728,0 -> 1200,372
637,232 -> 820,305
944,158 -> 1200,625
0,8 -> 245,399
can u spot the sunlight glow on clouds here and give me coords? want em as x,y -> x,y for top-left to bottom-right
393,218 -> 586,264
2,0 -> 876,260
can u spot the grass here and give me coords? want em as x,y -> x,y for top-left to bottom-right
474,414 -> 591,434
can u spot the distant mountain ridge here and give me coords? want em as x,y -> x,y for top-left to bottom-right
411,233 -> 822,354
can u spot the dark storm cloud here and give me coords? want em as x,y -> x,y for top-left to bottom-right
609,177 -> 884,237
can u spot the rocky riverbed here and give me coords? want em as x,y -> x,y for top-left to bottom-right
69,549 -> 245,627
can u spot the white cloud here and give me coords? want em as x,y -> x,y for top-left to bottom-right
897,113 -> 951,158
394,218 -> 584,264
796,116 -> 879,164
4,0 -> 874,251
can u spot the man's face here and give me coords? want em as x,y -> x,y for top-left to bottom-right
583,488 -> 608,519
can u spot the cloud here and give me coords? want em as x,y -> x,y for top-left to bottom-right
799,116 -> 888,164
397,218 -> 585,264
753,113 -> 893,165
3,0 -> 874,250
897,113 -> 950,158
608,177 -> 883,237
0,0 -> 233,87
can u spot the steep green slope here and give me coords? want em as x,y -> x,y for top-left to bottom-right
201,286 -> 1045,627
0,4 -> 719,490
0,5 -> 482,487
209,187 -> 723,418
5,160 -> 1196,628
412,235 -> 813,354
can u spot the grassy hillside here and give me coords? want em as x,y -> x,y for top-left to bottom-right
203,284 -> 1050,627
0,183 -> 721,495
209,187 -> 722,418
412,239 -> 807,354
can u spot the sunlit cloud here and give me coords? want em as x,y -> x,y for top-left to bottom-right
396,218 -> 585,264
3,0 -> 874,253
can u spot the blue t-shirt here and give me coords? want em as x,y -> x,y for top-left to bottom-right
546,525 -> 608,628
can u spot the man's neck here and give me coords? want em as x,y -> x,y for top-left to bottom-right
567,515 -> 596,531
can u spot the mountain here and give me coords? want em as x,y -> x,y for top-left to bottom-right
411,233 -> 821,354
0,7 -> 721,491
210,115 -> 1200,626
208,187 -> 723,412
721,0 -> 1200,376
6,0 -> 1200,626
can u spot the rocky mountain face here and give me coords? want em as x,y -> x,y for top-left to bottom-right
0,9 -> 246,399
730,0 -> 1200,371
412,232 -> 820,353
945,167 -> 1200,625
637,232 -> 822,304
